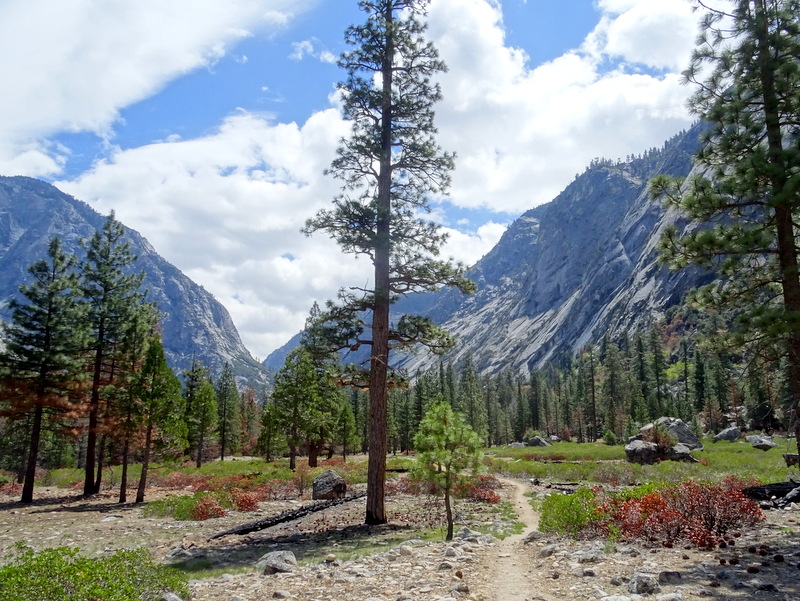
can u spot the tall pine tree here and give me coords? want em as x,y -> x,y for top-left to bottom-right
303,0 -> 474,524
0,238 -> 89,503
653,0 -> 800,448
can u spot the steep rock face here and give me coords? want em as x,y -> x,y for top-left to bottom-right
0,176 -> 269,387
396,126 -> 705,376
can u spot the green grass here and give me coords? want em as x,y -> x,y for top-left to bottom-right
484,437 -> 795,486
0,544 -> 188,601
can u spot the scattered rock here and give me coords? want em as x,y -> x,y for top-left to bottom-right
311,469 -> 347,500
272,591 -> 293,599
658,570 -> 682,584
257,550 -> 298,575
752,438 -> 778,450
539,544 -> 559,558
713,426 -> 741,442
628,571 -> 661,595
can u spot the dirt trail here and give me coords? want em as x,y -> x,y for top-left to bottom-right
482,477 -> 540,601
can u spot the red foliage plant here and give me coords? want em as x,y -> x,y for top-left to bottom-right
230,488 -> 260,512
190,497 -> 227,521
595,477 -> 764,548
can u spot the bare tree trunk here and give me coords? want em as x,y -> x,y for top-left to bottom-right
21,403 -> 43,504
135,421 -> 153,504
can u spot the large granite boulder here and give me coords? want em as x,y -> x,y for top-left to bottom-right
527,435 -> 552,447
640,417 -> 703,450
665,443 -> 699,462
625,440 -> 659,465
625,440 -> 698,465
312,469 -> 347,500
713,426 -> 741,442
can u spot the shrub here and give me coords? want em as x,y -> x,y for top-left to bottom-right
594,477 -> 764,548
538,487 -> 600,537
190,496 -> 227,521
0,481 -> 22,496
454,474 -> 502,504
230,488 -> 260,512
0,545 -> 188,601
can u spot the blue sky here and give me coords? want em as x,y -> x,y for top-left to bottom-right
0,0 -> 700,361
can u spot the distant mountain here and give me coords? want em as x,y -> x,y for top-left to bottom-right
266,124 -> 710,376
0,176 -> 270,388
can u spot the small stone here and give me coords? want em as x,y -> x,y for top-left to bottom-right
398,545 -> 413,556
583,568 -> 596,577
629,572 -> 661,595
610,576 -> 623,586
439,561 -> 455,570
325,553 -> 336,563
551,571 -> 560,579
272,593 -> 292,600
538,544 -> 558,558
450,582 -> 470,594
658,571 -> 682,584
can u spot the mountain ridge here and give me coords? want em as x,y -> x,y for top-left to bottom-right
0,175 -> 270,388
266,124 -> 707,377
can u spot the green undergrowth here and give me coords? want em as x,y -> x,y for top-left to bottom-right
486,437 -> 793,486
0,544 -> 188,601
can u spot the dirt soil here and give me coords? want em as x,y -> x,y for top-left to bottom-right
1,479 -> 799,601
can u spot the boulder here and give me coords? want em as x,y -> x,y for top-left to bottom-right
640,417 -> 703,450
507,441 -> 525,448
257,550 -> 297,575
713,426 -> 741,442
665,442 -> 698,462
783,453 -> 799,467
312,469 -> 347,500
751,437 -> 777,451
625,440 -> 659,465
528,435 -> 552,447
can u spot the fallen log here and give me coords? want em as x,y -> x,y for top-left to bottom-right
743,480 -> 800,508
208,492 -> 366,540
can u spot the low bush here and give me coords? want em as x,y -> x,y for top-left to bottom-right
0,544 -> 188,601
539,477 -> 764,548
538,486 -> 599,537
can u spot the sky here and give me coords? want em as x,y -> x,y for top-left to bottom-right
0,0 -> 701,362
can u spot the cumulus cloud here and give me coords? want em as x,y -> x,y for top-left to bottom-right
428,0 -> 697,213
4,0 -> 703,359
0,0 -> 314,175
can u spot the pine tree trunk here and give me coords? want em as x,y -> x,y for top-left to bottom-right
135,421 -> 153,504
119,434 -> 129,504
196,430 -> 204,468
444,473 -> 454,542
21,403 -> 44,504
84,343 -> 104,496
94,434 -> 106,493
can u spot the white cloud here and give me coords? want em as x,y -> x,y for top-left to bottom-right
3,0 -> 703,360
427,0 -> 697,213
0,0 -> 315,175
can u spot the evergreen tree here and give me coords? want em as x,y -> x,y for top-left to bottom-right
652,0 -> 800,449
335,399 -> 360,460
192,380 -> 218,468
0,238 -> 89,503
303,0 -> 474,525
458,358 -> 487,443
257,400 -> 286,462
215,362 -> 240,460
182,359 -> 208,459
271,347 -> 321,470
133,338 -> 185,503
239,386 -> 261,456
412,401 -> 483,541
80,212 -> 146,495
